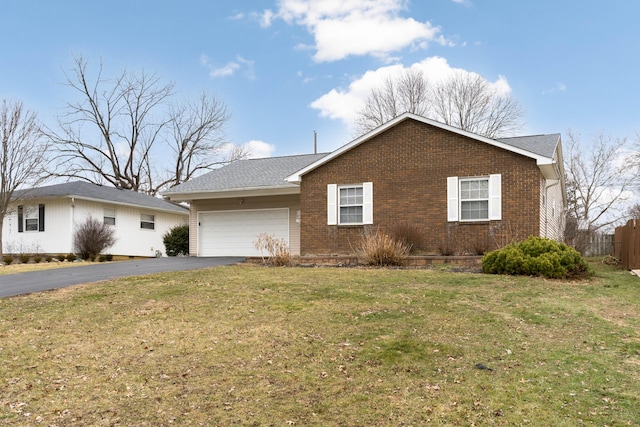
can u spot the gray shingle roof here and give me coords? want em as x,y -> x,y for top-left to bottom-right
497,134 -> 561,158
164,153 -> 328,195
12,181 -> 188,214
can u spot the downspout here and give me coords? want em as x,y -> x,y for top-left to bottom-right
71,197 -> 75,252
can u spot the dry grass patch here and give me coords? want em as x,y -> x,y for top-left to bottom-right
0,260 -> 97,275
1,263 -> 639,425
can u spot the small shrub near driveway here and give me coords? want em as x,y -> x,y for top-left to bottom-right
482,236 -> 591,279
163,223 -> 189,256
73,215 -> 117,260
254,233 -> 292,266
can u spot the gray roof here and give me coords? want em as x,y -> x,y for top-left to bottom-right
12,181 -> 188,214
497,134 -> 561,158
164,153 -> 328,195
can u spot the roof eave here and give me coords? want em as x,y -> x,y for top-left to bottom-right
14,193 -> 188,215
163,185 -> 300,202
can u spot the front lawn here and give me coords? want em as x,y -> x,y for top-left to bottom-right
1,263 -> 638,425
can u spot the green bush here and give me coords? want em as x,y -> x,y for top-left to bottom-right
33,256 -> 42,263
3,256 -> 13,265
106,254 -> 113,261
482,236 -> 591,279
163,224 -> 189,257
66,253 -> 77,262
19,254 -> 29,264
45,256 -> 53,263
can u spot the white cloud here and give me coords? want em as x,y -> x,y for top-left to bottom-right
262,0 -> 450,62
244,140 -> 276,158
228,12 -> 245,20
310,56 -> 512,127
201,54 -> 255,80
220,140 -> 276,160
542,82 -> 567,94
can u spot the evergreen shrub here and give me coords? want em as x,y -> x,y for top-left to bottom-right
482,237 -> 591,279
163,224 -> 189,256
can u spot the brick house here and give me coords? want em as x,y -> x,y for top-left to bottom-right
163,113 -> 566,257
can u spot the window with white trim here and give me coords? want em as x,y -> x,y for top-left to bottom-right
18,204 -> 45,232
460,178 -> 489,221
140,213 -> 155,230
104,208 -> 116,226
327,182 -> 373,225
448,175 -> 501,222
25,207 -> 39,231
339,186 -> 364,224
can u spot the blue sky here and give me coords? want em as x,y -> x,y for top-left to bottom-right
1,0 -> 639,159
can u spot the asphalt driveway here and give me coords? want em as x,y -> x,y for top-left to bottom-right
0,257 -> 245,298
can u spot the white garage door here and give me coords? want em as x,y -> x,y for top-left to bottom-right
198,208 -> 290,256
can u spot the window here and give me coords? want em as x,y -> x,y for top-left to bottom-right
140,213 -> 155,230
25,207 -> 39,231
327,183 -> 373,225
18,204 -> 45,232
104,208 -> 116,226
447,175 -> 501,222
460,178 -> 489,221
339,186 -> 363,224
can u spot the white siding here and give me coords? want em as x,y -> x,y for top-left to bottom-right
72,200 -> 187,257
540,178 -> 565,241
3,199 -> 73,255
2,198 -> 187,257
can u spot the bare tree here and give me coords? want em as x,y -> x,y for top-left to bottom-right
564,130 -> 636,250
432,73 -> 524,138
625,203 -> 640,220
355,68 -> 524,138
45,56 -> 244,195
0,99 -> 50,257
355,69 -> 430,135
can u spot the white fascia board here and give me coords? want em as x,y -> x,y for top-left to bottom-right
67,195 -> 189,215
286,112 -> 553,183
163,185 -> 301,202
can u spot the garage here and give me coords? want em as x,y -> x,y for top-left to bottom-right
198,208 -> 290,256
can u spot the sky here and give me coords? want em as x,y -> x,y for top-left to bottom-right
1,0 -> 639,160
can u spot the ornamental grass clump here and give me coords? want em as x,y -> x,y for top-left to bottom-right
482,236 -> 591,279
254,233 -> 292,266
356,228 -> 411,266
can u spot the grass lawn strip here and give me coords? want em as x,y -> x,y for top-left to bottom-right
0,263 -> 638,425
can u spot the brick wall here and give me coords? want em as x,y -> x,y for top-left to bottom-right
300,119 -> 541,255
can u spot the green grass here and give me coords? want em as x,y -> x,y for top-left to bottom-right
1,262 -> 639,425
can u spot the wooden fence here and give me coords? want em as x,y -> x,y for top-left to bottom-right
584,233 -> 615,257
614,219 -> 640,270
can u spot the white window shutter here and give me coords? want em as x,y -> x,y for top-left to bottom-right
327,184 -> 337,225
447,177 -> 459,222
489,174 -> 502,220
363,182 -> 373,225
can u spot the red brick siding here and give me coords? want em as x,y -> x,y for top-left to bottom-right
300,119 -> 541,255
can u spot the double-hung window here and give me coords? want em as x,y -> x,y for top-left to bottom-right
447,175 -> 501,222
327,182 -> 373,225
339,186 -> 364,224
25,207 -> 39,231
460,178 -> 489,221
18,204 -> 45,232
104,208 -> 116,226
140,213 -> 155,230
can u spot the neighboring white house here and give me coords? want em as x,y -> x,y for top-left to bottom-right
3,181 -> 189,257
